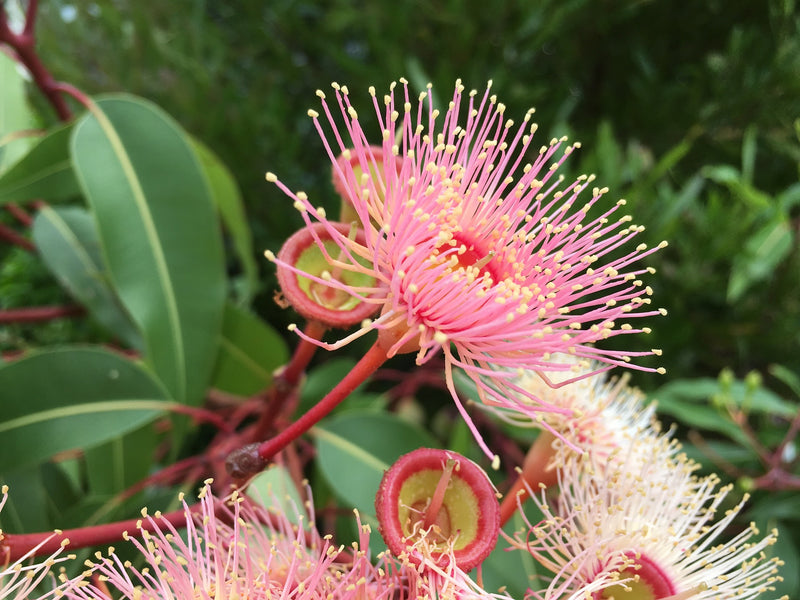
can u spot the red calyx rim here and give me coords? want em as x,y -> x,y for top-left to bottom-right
276,222 -> 379,328
375,447 -> 500,572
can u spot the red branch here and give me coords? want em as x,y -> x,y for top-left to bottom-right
5,203 -> 33,227
0,222 -> 35,251
256,341 -> 389,462
0,1 -> 73,122
0,504 -> 201,562
0,305 -> 84,323
248,320 -> 327,442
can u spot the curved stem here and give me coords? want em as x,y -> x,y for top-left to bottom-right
278,320 -> 327,388
0,3 -> 72,122
6,203 -> 33,227
498,431 -> 558,528
0,222 -> 35,252
256,341 -> 388,461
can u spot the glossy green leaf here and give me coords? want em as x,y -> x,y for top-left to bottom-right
654,377 -> 797,418
313,412 -> 437,515
248,465 -> 305,525
32,206 -> 142,348
84,424 -> 158,496
0,124 -> 79,204
71,95 -> 227,405
298,358 -> 368,414
0,347 -> 168,473
0,468 -> 50,533
680,440 -> 758,469
211,303 -> 289,397
193,139 -> 258,305
0,52 -> 36,172
482,519 -> 540,598
0,463 -> 84,535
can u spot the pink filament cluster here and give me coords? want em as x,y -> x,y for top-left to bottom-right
267,79 -> 665,458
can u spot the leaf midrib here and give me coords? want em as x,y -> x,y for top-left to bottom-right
0,399 -> 171,432
88,106 -> 186,401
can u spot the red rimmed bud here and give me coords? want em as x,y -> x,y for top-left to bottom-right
375,448 -> 500,572
332,146 -> 403,223
275,222 -> 379,328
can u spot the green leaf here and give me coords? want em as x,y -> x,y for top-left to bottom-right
32,206 -> 142,349
769,364 -> 800,398
193,139 -> 259,305
727,216 -> 793,302
653,375 -> 797,449
248,465 -> 305,525
70,95 -> 227,405
298,357 -> 370,415
702,164 -> 772,208
750,493 -> 800,522
0,468 -> 50,533
0,52 -> 37,172
84,424 -> 158,496
482,520 -> 539,598
0,347 -> 168,473
652,387 -> 746,444
680,439 -> 759,469
0,124 -> 79,204
741,125 -> 758,185
655,377 -> 797,419
211,303 -> 289,396
312,412 -> 437,515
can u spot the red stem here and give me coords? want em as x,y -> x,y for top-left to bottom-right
6,203 -> 33,227
1,504 -> 202,562
0,305 -> 84,323
23,0 -> 38,36
280,320 -> 327,387
257,341 -> 389,461
52,81 -> 94,111
0,3 -> 72,122
248,320 -> 327,442
0,222 -> 35,252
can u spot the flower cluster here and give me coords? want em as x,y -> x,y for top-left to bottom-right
511,436 -> 785,600
2,80 -> 785,600
56,480 -> 384,600
267,78 -> 667,459
53,479 -> 513,600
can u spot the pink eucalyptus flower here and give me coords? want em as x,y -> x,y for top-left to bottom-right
266,79 -> 666,459
57,480 -> 383,600
510,439 -> 785,600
